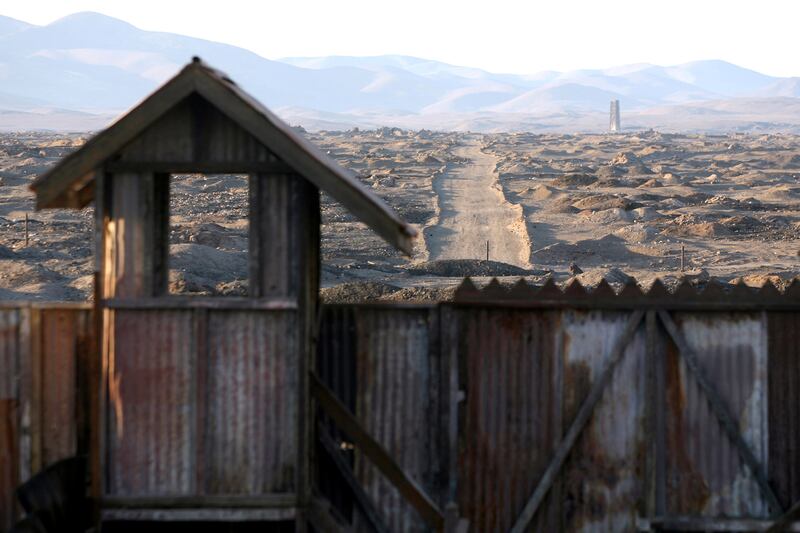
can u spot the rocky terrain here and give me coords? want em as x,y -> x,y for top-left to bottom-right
0,129 -> 798,302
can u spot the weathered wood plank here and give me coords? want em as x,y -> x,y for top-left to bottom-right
509,310 -> 645,533
105,161 -> 292,174
103,297 -> 297,310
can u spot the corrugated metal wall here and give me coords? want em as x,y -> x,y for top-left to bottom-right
0,304 -> 92,532
317,305 -> 444,533
666,313 -> 769,518
106,308 -> 299,499
768,312 -> 800,510
0,309 -> 20,532
2,302 -> 800,531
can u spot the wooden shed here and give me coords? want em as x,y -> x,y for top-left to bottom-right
29,57 -> 415,528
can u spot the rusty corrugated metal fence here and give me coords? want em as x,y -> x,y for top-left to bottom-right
4,282 -> 800,531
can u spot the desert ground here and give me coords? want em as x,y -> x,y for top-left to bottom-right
0,129 -> 798,301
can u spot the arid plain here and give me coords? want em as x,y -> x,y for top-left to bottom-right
0,129 -> 798,301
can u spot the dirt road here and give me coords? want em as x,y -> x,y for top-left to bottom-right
424,138 -> 531,267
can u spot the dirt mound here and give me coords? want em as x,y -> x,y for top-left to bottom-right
572,194 -> 641,211
578,208 -> 632,224
638,178 -> 663,188
320,281 -> 401,303
551,173 -> 597,187
663,220 -> 730,238
575,267 -> 634,287
408,259 -> 531,277
520,185 -> 559,200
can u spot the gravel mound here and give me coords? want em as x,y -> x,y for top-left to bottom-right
408,259 -> 532,277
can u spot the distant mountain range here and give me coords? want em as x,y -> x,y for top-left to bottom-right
2,11 -> 800,132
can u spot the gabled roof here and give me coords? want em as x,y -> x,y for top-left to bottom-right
30,58 -> 416,255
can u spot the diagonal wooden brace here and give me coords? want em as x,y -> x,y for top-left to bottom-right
311,371 -> 445,531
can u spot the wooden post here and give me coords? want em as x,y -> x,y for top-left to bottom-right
24,213 -> 29,247
486,240 -> 489,262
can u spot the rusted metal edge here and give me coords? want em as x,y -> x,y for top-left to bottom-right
509,310 -> 645,533
317,422 -> 390,533
453,277 -> 800,308
657,310 -> 784,516
310,371 -> 445,531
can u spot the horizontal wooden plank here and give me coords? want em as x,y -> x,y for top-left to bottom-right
102,494 -> 296,508
104,160 -> 293,174
102,508 -> 296,521
448,299 -> 800,311
647,516 -> 800,532
103,297 -> 297,310
311,372 -> 444,531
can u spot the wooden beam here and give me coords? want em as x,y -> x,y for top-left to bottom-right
307,497 -> 350,533
310,372 -> 444,531
103,297 -> 297,310
102,494 -> 296,508
101,508 -> 295,521
104,160 -> 293,174
767,499 -> 800,533
317,423 -> 390,533
650,516 -> 800,531
510,310 -> 645,533
657,310 -> 784,516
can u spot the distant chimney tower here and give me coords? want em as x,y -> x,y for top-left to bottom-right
609,99 -> 621,133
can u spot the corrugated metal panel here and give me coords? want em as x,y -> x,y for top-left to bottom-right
768,312 -> 800,510
666,313 -> 769,518
39,309 -> 78,466
316,306 -> 357,519
560,310 -> 647,532
352,308 -> 438,533
107,309 -> 196,496
205,310 -> 297,494
457,308 -> 561,533
0,309 -> 20,532
250,173 -> 294,298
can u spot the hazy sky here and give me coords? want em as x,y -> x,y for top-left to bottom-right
3,0 -> 799,76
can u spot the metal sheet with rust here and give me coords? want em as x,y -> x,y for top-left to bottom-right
768,312 -> 800,510
205,310 -> 297,495
560,310 -> 648,532
351,308 -> 441,533
455,308 -> 562,532
665,313 -> 770,518
107,309 -> 196,496
316,306 -> 442,532
0,309 -> 20,532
